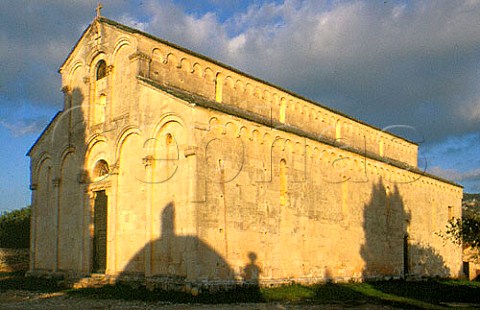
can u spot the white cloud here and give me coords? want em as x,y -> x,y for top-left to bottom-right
119,14 -> 148,31
228,34 -> 246,54
0,119 -> 46,137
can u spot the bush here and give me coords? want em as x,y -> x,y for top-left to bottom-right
0,206 -> 31,248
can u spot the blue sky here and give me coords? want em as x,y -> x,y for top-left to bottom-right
1,0 -> 480,212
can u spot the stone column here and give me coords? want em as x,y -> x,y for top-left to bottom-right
28,183 -> 37,272
52,177 -> 61,272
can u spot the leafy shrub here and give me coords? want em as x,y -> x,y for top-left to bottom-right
0,206 -> 31,248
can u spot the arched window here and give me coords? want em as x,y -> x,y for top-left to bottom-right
280,98 -> 286,123
93,160 -> 109,179
280,159 -> 288,206
96,60 -> 107,80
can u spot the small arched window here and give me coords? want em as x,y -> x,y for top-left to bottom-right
280,159 -> 288,206
93,160 -> 109,179
96,60 -> 107,80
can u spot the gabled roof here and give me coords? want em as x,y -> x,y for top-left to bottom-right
26,112 -> 61,157
59,16 -> 416,146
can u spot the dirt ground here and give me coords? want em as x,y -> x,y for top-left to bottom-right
0,289 -> 397,309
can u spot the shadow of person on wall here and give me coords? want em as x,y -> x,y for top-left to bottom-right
119,202 -> 235,292
241,251 -> 264,301
361,179 -> 450,281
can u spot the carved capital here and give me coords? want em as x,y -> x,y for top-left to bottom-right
52,178 -> 61,188
61,85 -> 72,94
106,65 -> 114,75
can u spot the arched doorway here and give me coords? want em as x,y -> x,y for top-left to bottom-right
92,190 -> 108,273
91,160 -> 110,273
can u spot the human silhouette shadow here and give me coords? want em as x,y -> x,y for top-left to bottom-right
119,202 -> 235,291
240,252 -> 263,300
361,179 -> 450,281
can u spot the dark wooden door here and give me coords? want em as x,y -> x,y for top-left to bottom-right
403,234 -> 409,277
93,190 -> 108,273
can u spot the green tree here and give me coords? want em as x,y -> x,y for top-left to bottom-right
0,206 -> 31,248
444,217 -> 480,249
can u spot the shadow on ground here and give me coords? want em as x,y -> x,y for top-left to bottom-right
65,279 -> 480,308
2,272 -> 480,308
0,272 -> 62,293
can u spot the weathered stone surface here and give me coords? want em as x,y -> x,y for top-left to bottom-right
27,16 -> 463,288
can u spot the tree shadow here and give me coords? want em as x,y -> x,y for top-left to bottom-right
119,202 -> 231,286
360,179 -> 450,281
118,202 -> 263,300
28,86 -> 89,275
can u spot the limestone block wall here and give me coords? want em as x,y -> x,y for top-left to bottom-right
188,105 -> 462,283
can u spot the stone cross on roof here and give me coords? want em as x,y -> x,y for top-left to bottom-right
96,2 -> 103,19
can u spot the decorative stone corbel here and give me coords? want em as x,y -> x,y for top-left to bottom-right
184,146 -> 197,158
194,122 -> 208,131
52,178 -> 61,188
129,51 -> 151,62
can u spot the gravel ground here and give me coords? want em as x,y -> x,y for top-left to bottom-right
0,290 -> 398,309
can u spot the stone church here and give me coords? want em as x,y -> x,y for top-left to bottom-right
27,13 -> 463,289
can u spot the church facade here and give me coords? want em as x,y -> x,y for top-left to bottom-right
27,16 -> 463,288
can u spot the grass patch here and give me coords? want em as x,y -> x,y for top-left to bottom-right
1,273 -> 480,308
260,284 -> 315,302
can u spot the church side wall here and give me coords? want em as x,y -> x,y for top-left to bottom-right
188,104 -> 462,284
